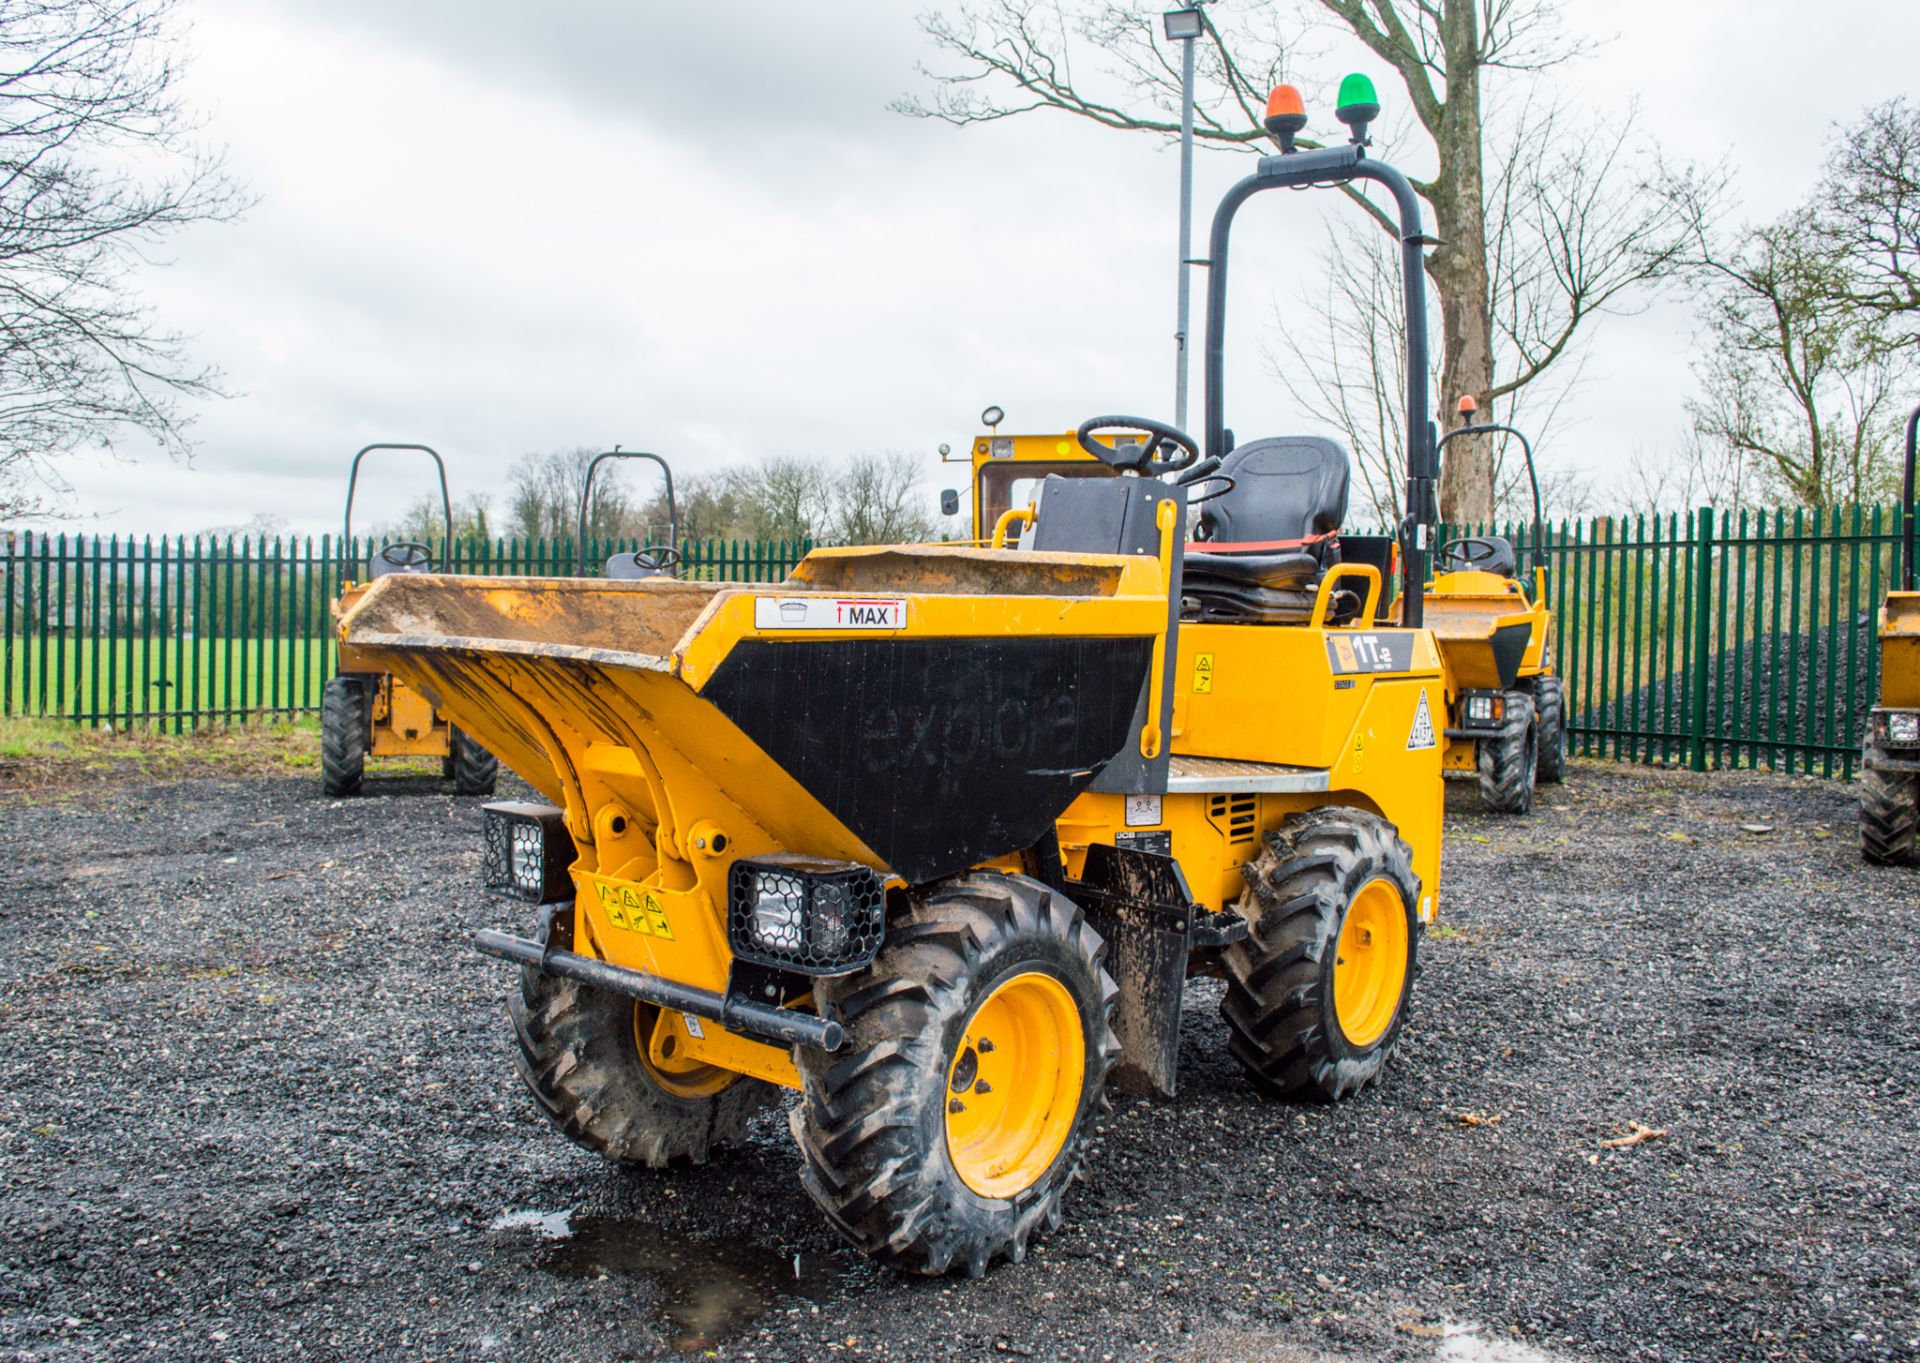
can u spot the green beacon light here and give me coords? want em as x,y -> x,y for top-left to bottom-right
1335,72 -> 1380,144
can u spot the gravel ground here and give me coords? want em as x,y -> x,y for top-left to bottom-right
1,761 -> 1916,1363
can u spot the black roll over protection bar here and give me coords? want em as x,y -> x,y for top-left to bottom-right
1201,142 -> 1437,626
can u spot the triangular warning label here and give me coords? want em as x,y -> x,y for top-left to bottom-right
1407,689 -> 1437,751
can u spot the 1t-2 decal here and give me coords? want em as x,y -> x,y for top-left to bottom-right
1326,631 -> 1415,675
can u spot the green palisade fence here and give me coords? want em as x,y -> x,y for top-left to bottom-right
1,533 -> 813,731
1445,504 -> 1908,781
3,511 -> 1909,780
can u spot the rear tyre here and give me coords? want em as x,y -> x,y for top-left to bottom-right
508,965 -> 773,1167
1532,674 -> 1567,784
1221,807 -> 1422,1102
793,872 -> 1118,1277
1860,740 -> 1918,864
1477,691 -> 1537,814
320,675 -> 368,797
451,728 -> 499,796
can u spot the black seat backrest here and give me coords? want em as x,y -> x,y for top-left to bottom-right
1196,435 -> 1350,544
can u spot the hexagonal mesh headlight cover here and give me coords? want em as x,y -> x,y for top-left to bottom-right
727,854 -> 885,975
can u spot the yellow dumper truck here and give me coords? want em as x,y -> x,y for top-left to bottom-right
340,77 -> 1453,1276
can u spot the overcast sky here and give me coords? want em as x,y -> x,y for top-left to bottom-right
38,0 -> 1920,537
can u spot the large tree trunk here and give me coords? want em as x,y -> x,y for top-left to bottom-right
1425,1 -> 1497,525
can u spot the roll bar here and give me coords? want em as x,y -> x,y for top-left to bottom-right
342,443 -> 453,573
1201,144 -> 1436,626
1903,403 -> 1919,594
1437,418 -> 1546,575
576,448 -> 677,576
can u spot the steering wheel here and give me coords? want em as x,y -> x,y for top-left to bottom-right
1075,415 -> 1200,477
633,543 -> 681,573
1183,474 -> 1235,506
1440,536 -> 1504,572
373,541 -> 434,572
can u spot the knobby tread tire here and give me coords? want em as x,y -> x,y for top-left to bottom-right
508,967 -> 773,1167
320,675 -> 368,797
1860,738 -> 1918,864
1221,806 -> 1422,1102
792,872 -> 1118,1278
1532,674 -> 1567,784
1477,690 -> 1538,815
451,727 -> 499,796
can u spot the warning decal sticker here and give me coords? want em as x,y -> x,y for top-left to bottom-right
753,596 -> 906,630
1407,688 -> 1437,751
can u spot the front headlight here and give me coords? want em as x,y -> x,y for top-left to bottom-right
1464,693 -> 1504,726
747,873 -> 806,953
729,855 -> 885,975
1889,712 -> 1920,745
482,802 -> 575,903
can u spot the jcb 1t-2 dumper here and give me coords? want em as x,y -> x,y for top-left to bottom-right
339,76 -> 1452,1276
1418,400 -> 1565,814
1861,402 -> 1920,861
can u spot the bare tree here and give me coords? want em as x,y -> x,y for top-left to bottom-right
1276,95 -> 1679,523
900,1 -> 1704,521
1685,208 -> 1913,508
1812,98 -> 1919,348
0,0 -> 244,518
826,453 -> 940,544
387,492 -> 492,552
1620,433 -> 1755,519
506,447 -> 633,543
721,457 -> 834,543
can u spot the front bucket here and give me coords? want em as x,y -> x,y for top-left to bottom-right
338,548 -> 1170,885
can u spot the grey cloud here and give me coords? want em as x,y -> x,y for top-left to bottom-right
251,0 -> 930,143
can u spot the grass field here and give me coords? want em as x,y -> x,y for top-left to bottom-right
3,635 -> 333,724
0,714 -> 324,796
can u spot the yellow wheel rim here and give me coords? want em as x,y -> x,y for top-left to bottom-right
943,971 -> 1085,1199
1332,879 -> 1409,1049
632,1004 -> 736,1100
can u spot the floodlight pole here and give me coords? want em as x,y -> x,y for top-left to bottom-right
1166,7 -> 1204,431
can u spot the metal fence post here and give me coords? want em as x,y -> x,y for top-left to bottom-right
1688,505 -> 1715,772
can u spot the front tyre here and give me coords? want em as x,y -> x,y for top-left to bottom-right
1532,674 -> 1567,784
450,727 -> 499,796
1222,807 -> 1422,1102
1477,690 -> 1538,814
1860,737 -> 1918,864
793,872 -> 1118,1277
320,675 -> 368,797
508,967 -> 772,1167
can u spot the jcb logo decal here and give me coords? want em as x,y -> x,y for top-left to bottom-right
595,881 -> 675,939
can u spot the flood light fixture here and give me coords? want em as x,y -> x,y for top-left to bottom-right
1163,7 -> 1204,40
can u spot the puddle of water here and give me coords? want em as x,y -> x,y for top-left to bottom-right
1434,1327 -> 1572,1363
538,1215 -> 841,1354
488,1209 -> 576,1240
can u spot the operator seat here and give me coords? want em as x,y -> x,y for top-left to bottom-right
367,544 -> 436,580
1183,435 -> 1353,624
604,550 -> 673,580
1440,535 -> 1518,578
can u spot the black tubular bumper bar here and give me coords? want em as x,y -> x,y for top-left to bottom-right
472,928 -> 844,1052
